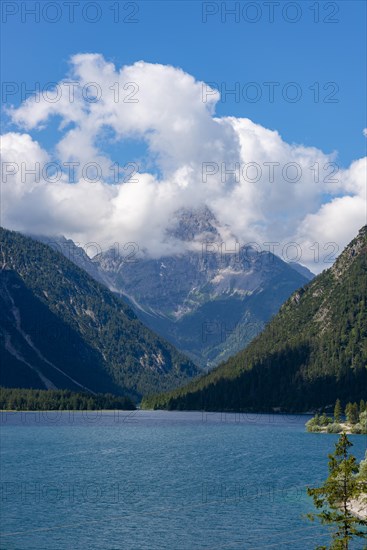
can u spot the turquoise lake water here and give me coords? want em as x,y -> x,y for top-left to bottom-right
0,410 -> 366,550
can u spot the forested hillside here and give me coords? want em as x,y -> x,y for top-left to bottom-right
142,226 -> 367,411
0,228 -> 199,400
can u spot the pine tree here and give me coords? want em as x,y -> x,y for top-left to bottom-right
307,433 -> 367,549
345,403 -> 359,425
360,399 -> 366,414
334,399 -> 342,423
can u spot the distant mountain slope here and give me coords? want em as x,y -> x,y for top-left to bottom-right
35,209 -> 309,369
98,249 -> 309,369
94,209 -> 309,367
0,228 -> 199,400
142,226 -> 367,411
32,234 -> 109,286
288,262 -> 315,281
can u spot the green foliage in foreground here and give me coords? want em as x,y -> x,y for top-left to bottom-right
306,400 -> 367,434
307,433 -> 367,549
0,387 -> 135,411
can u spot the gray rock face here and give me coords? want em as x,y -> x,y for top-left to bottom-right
98,245 -> 308,368
33,210 -> 310,368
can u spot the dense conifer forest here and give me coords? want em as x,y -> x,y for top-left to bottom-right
0,387 -> 135,411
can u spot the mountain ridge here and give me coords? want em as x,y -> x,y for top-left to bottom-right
33,208 -> 311,368
0,227 -> 199,400
142,225 -> 367,411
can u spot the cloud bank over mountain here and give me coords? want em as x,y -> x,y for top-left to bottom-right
2,54 -> 366,271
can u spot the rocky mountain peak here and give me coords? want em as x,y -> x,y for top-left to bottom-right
167,206 -> 221,243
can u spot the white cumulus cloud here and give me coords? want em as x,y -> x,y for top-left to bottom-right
2,54 -> 366,272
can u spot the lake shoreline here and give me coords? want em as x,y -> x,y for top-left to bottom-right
0,408 -> 136,413
348,497 -> 367,520
307,420 -> 367,435
0,408 -> 316,418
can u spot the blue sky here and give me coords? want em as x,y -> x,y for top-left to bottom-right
1,0 -> 366,166
1,1 -> 366,271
